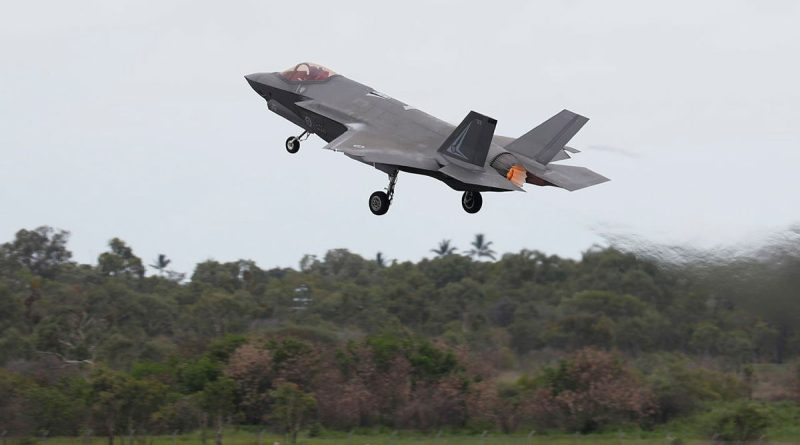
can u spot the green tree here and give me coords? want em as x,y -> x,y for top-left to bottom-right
191,261 -> 242,292
708,403 -> 770,442
149,254 -> 171,276
431,240 -> 458,257
568,291 -> 646,318
98,238 -> 145,278
199,377 -> 237,445
375,252 -> 387,268
689,322 -> 723,356
269,382 -> 317,444
188,292 -> 252,336
1,226 -> 72,278
89,368 -> 132,445
467,234 -> 496,260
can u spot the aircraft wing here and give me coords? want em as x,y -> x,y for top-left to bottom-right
320,126 -> 433,169
294,100 -> 429,167
439,163 -> 523,192
537,164 -> 609,191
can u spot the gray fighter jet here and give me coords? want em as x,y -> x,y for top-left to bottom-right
245,62 -> 609,215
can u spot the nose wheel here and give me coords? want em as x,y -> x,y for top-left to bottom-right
369,170 -> 398,215
285,130 -> 310,154
462,191 -> 482,214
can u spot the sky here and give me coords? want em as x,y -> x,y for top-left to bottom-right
2,1 -> 800,274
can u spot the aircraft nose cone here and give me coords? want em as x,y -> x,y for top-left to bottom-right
245,72 -> 280,97
245,73 -> 261,86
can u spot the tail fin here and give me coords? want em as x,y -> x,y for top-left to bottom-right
438,111 -> 497,168
506,110 -> 588,165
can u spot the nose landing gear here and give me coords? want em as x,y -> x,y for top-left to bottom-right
285,130 -> 310,154
369,170 -> 398,215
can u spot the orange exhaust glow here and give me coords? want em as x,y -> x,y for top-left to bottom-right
506,164 -> 527,187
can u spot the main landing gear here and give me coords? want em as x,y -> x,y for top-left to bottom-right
285,130 -> 310,154
369,170 -> 398,215
461,191 -> 483,214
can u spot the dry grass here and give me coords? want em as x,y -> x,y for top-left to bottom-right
751,363 -> 797,401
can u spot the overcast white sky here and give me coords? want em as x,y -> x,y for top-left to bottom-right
2,1 -> 799,273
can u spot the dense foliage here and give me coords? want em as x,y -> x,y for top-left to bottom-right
0,226 -> 799,442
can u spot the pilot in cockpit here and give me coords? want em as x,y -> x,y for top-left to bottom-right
280,62 -> 335,82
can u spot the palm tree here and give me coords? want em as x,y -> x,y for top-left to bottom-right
149,254 -> 171,276
375,252 -> 387,268
431,239 -> 458,257
467,234 -> 496,260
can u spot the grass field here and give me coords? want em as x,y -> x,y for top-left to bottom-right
18,402 -> 800,445
20,430 -> 800,445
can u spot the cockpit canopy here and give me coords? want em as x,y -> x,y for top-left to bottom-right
279,62 -> 336,82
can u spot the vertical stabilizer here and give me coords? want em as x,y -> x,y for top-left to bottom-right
437,111 -> 497,168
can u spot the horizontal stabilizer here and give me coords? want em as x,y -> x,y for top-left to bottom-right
439,164 -> 523,192
438,111 -> 497,167
506,110 -> 588,165
538,164 -> 609,191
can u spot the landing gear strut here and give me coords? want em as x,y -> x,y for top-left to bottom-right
285,130 -> 310,154
461,191 -> 482,214
369,170 -> 398,215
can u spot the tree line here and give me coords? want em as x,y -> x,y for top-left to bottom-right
0,226 -> 799,443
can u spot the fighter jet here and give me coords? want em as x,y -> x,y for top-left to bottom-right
245,62 -> 609,215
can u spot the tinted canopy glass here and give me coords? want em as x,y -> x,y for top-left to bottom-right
280,62 -> 336,82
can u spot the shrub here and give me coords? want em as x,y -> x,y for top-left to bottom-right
525,348 -> 656,433
647,359 -> 747,422
795,363 -> 800,401
708,403 -> 770,443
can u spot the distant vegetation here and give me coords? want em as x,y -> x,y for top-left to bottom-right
1,226 -> 799,444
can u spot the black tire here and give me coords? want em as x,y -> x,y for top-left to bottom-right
369,191 -> 391,215
461,191 -> 483,214
285,137 -> 300,154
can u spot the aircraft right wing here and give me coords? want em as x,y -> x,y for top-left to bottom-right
321,126 -> 433,169
293,100 -> 432,168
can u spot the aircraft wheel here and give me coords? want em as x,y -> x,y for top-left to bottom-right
462,191 -> 482,214
369,191 -> 391,215
285,137 -> 300,154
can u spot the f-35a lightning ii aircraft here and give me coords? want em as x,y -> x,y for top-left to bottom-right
245,62 -> 609,215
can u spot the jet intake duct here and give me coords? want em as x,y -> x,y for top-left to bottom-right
267,99 -> 306,129
490,153 -> 527,187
